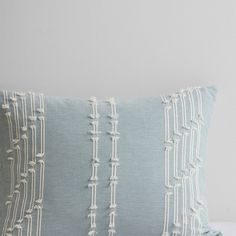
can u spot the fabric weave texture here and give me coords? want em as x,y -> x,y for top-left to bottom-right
0,87 -> 222,236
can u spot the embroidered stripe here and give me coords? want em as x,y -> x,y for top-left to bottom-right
20,93 -> 29,175
8,155 -> 15,198
1,91 -> 17,236
18,92 -> 28,132
1,91 -> 46,236
11,92 -> 21,142
107,97 -> 119,236
2,201 -> 12,236
187,88 -> 201,236
88,97 -> 100,236
35,93 -> 45,236
193,87 -> 205,234
171,94 -> 181,235
35,205 -> 43,236
26,93 -> 37,221
10,92 -> 22,229
25,214 -> 32,236
16,93 -> 29,231
10,190 -> 20,229
17,132 -> 29,225
15,224 -> 23,236
179,91 -> 189,236
18,178 -> 28,224
161,95 -> 172,236
27,167 -> 36,213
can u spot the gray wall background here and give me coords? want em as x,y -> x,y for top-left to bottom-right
0,0 -> 235,222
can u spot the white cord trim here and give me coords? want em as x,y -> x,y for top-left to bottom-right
8,154 -> 15,198
88,97 -> 100,236
161,88 -> 204,236
186,88 -> 197,236
179,91 -> 189,236
11,92 -> 22,191
1,91 -> 12,236
34,205 -> 43,236
19,93 -> 29,177
18,92 -> 28,132
171,94 -> 182,234
1,91 -> 21,236
12,93 -> 29,233
193,87 -> 205,235
188,88 -> 205,236
15,223 -> 22,236
10,190 -> 20,230
2,91 -> 14,147
11,92 -> 21,142
107,97 -> 119,236
25,93 -> 37,228
35,93 -> 45,236
18,178 -> 28,225
21,134 -> 29,176
26,166 -> 36,214
1,91 -> 46,236
25,214 -> 32,236
15,145 -> 22,190
160,95 -> 172,236
181,176 -> 187,236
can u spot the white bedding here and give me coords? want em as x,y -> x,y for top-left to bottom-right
210,222 -> 236,236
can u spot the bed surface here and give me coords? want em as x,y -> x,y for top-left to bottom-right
210,222 -> 236,236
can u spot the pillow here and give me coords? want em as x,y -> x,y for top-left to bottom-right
0,87 -> 221,236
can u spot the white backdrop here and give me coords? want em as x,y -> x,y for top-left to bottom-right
0,0 -> 235,221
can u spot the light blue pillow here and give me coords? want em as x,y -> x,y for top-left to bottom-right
0,87 -> 222,236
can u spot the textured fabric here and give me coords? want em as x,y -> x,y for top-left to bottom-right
0,87 -> 222,236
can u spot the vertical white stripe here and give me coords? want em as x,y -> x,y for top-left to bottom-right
1,90 -> 15,236
35,205 -> 43,236
161,95 -> 173,236
15,224 -> 23,236
15,93 -> 29,231
11,92 -> 21,141
20,94 -> 29,176
2,91 -> 22,235
188,88 -> 202,236
107,97 -> 119,236
19,93 -> 28,132
3,91 -> 14,147
10,190 -> 20,229
25,214 -> 32,236
8,155 -> 15,197
27,167 -> 36,213
15,145 -> 22,188
193,87 -> 205,235
18,178 -> 28,224
2,201 -> 12,236
2,91 -> 45,236
24,92 -> 37,236
88,97 -> 100,236
171,94 -> 182,235
179,91 -> 190,236
35,93 -> 46,236
187,89 -> 196,236
21,134 -> 29,176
